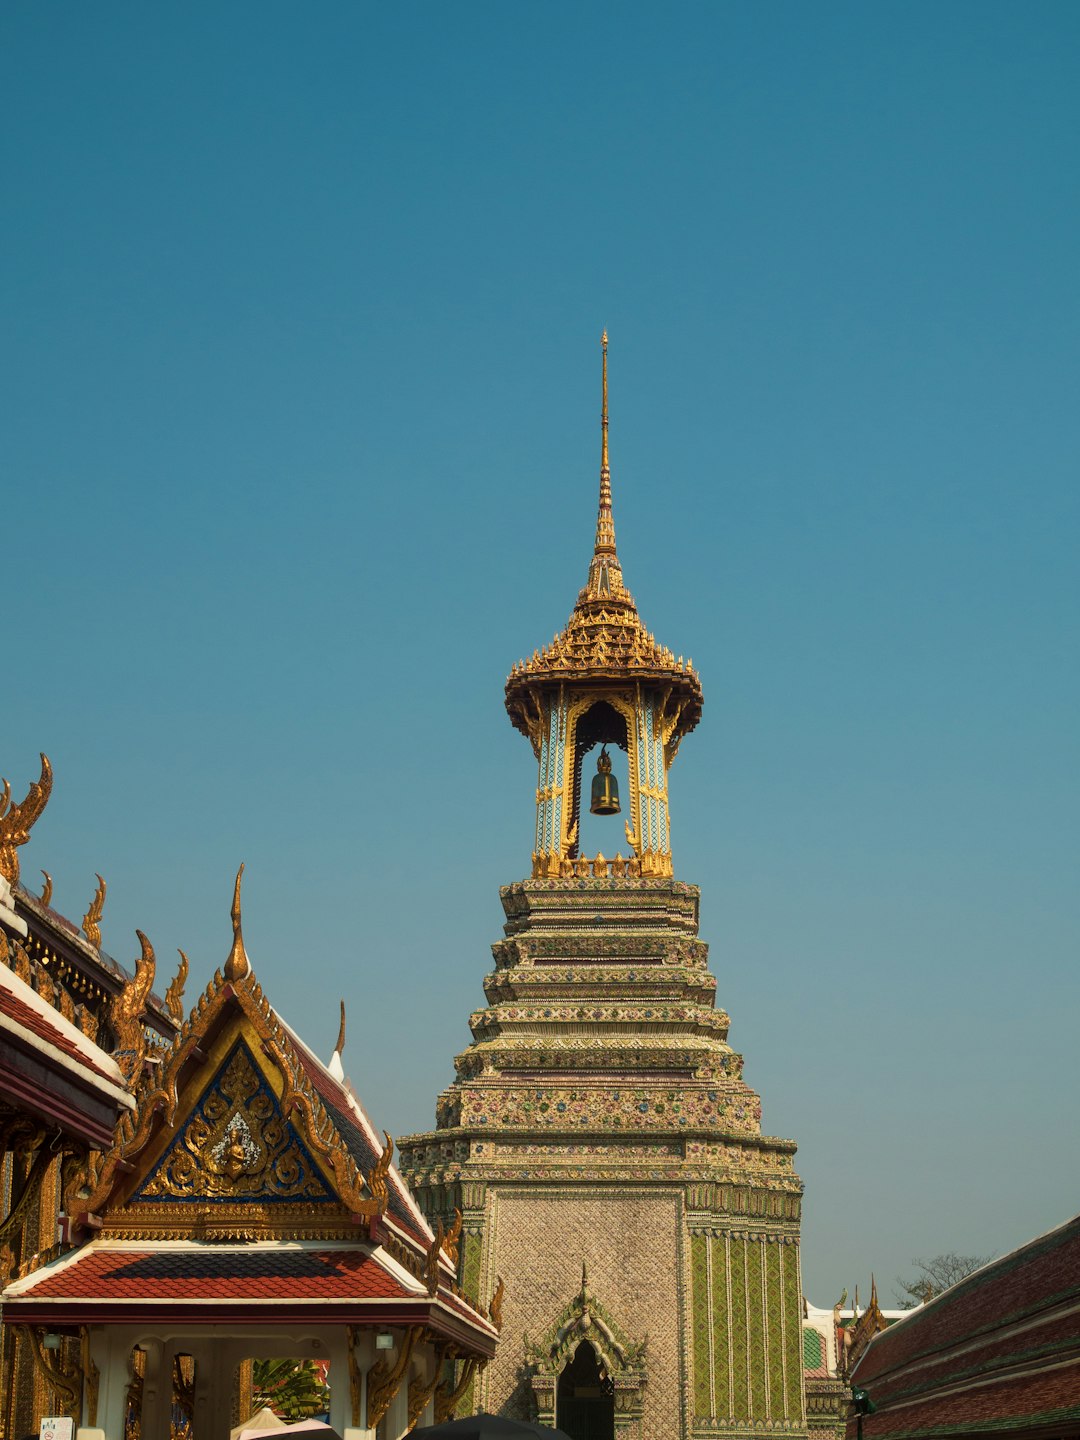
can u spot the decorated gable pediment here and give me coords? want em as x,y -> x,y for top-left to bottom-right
73,867 -> 393,1240
131,1037 -> 335,1206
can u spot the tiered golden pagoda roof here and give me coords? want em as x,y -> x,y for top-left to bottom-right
505,334 -> 703,739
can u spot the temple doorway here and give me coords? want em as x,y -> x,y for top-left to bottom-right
556,1341 -> 615,1440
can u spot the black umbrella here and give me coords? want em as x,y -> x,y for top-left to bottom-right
412,1415 -> 572,1439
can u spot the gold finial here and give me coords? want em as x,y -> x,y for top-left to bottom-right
588,331 -> 618,574
335,998 -> 347,1056
601,329 -> 609,482
224,864 -> 250,981
0,753 -> 53,886
82,873 -> 106,948
165,949 -> 189,1022
39,870 -> 53,907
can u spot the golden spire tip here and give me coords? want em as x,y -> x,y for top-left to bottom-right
224,863 -> 250,981
336,998 -> 346,1056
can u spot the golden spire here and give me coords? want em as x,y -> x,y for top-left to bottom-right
594,330 -> 616,559
224,863 -> 250,981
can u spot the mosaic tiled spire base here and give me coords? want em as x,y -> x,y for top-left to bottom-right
398,877 -> 808,1440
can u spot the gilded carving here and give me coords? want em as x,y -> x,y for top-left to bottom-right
489,1274 -> 506,1332
78,875 -> 390,1227
136,1041 -> 333,1203
442,1206 -> 463,1266
224,863 -> 250,981
407,1351 -> 444,1433
425,1219 -> 445,1295
367,1326 -> 420,1430
108,929 -> 157,1089
82,872 -> 107,948
346,1325 -> 363,1427
39,869 -> 53,906
82,1327 -> 100,1425
434,1356 -> 482,1424
165,949 -> 189,1023
0,752 -> 52,886
22,1324 -> 82,1419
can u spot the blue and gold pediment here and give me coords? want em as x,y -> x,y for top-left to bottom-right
132,1038 -> 334,1205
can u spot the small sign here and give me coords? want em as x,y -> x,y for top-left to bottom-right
40,1420 -> 74,1440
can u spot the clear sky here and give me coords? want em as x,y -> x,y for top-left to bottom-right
4,2 -> 1078,1303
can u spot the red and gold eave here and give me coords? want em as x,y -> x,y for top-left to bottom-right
2,900 -> 498,1357
0,962 -> 134,1150
2,1239 -> 497,1355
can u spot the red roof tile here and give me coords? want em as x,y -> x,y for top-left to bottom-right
20,1246 -> 411,1302
851,1216 -> 1080,1440
0,974 -> 117,1083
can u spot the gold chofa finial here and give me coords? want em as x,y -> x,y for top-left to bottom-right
336,998 -> 347,1056
82,873 -> 106,948
224,864 -> 250,981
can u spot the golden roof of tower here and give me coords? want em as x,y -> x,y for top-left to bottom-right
505,335 -> 703,740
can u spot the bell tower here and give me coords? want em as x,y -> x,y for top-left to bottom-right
506,333 -> 703,879
399,338 -> 806,1440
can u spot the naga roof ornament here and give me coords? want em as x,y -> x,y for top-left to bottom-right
504,334 -> 703,741
0,752 -> 53,886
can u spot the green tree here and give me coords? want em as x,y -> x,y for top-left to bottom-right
251,1357 -> 330,1421
894,1252 -> 992,1308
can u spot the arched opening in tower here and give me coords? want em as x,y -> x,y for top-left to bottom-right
556,1339 -> 615,1440
571,699 -> 630,861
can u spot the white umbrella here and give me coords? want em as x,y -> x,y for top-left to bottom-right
231,1409 -> 285,1440
236,1423 -> 342,1440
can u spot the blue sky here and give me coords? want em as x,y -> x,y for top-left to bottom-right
4,2 -> 1078,1302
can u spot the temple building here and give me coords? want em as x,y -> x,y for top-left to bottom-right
398,337 -> 809,1440
1,755 -> 180,1438
2,867 -> 499,1438
847,1219 -> 1080,1440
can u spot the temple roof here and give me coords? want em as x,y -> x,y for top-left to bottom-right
2,1237 -> 498,1349
2,867 -> 500,1353
0,961 -> 134,1149
849,1214 -> 1080,1440
504,336 -> 703,740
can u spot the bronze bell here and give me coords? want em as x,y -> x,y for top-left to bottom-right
590,745 -> 621,816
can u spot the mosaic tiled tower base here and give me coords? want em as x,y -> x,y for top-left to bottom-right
398,878 -> 807,1440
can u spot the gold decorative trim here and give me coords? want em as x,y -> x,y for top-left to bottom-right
407,1347 -> 445,1434
224,864 -> 250,981
434,1356 -> 483,1424
425,1220 -> 445,1295
21,1325 -> 82,1419
83,1327 -> 100,1426
82,872 -> 107,948
164,949 -> 189,1023
488,1275 -> 506,1332
108,929 -> 157,1089
367,1325 -> 420,1430
0,752 -> 52,886
78,876 -> 389,1227
347,1325 -> 364,1427
442,1207 -> 463,1266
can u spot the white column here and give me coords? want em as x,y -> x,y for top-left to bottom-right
139,1339 -> 172,1440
